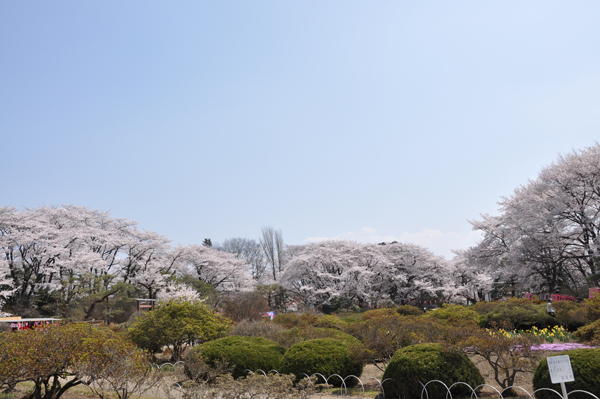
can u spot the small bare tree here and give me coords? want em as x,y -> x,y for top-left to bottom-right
80,339 -> 162,399
261,226 -> 286,281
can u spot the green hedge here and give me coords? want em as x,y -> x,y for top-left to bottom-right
382,343 -> 484,399
186,335 -> 285,378
533,349 -> 600,399
279,338 -> 364,386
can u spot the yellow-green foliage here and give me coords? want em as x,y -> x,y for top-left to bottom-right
533,348 -> 600,399
554,301 -> 588,329
382,344 -> 484,399
360,308 -> 398,320
0,324 -> 149,399
584,294 -> 600,322
574,319 -> 600,343
127,299 -> 230,360
312,314 -> 347,330
472,301 -> 499,315
274,327 -> 361,348
396,305 -> 423,316
340,314 -> 362,324
426,304 -> 480,323
481,298 -> 555,329
346,314 -> 448,367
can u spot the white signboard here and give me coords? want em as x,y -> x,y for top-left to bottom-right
547,355 -> 574,384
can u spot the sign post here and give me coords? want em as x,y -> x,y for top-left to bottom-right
547,355 -> 574,399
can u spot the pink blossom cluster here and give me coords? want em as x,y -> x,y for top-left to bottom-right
531,343 -> 595,351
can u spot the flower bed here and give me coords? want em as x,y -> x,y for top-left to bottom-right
530,342 -> 595,351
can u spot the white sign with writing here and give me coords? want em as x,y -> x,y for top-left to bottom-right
547,355 -> 575,384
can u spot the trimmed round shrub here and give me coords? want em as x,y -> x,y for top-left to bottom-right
533,348 -> 600,399
186,335 -> 285,378
382,343 -> 484,399
279,338 -> 364,386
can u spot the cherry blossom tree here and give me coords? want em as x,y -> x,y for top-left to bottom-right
176,245 -> 253,292
215,237 -> 266,280
467,144 -> 600,296
0,206 -> 180,316
280,240 -> 453,309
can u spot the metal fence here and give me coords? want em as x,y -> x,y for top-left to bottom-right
154,366 -> 599,399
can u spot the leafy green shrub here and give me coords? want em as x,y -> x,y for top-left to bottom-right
554,301 -> 588,330
574,319 -> 600,343
279,338 -> 364,386
533,348 -> 600,399
584,294 -> 600,322
481,298 -> 555,330
128,299 -> 230,361
396,305 -> 423,316
187,335 -> 285,378
382,343 -> 484,399
274,327 -> 361,349
313,315 -> 347,330
426,304 -> 480,323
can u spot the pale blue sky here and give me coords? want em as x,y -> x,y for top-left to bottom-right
2,2 -> 599,257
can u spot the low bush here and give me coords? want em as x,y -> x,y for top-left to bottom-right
223,291 -> 270,322
186,335 -> 285,379
426,304 -> 480,323
554,301 -> 588,330
584,294 -> 600,322
481,298 -> 555,330
396,305 -> 423,316
361,308 -> 398,320
346,316 -> 450,371
340,314 -> 362,324
228,319 -> 285,341
472,301 -> 499,315
279,338 -> 364,386
273,313 -> 318,328
574,319 -> 600,343
382,343 -> 484,399
274,327 -> 361,349
533,348 -> 600,399
312,315 -> 347,330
